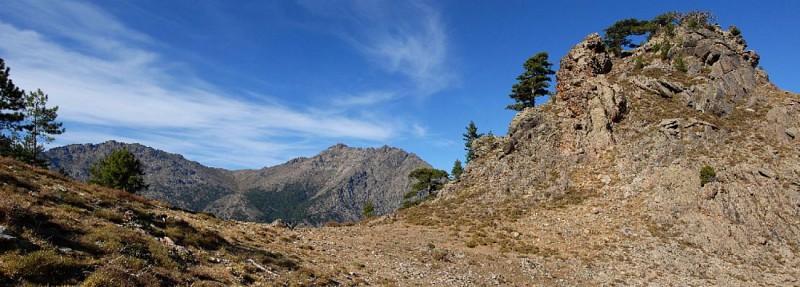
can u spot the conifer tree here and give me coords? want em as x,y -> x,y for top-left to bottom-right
507,52 -> 555,111
603,18 -> 651,55
21,89 -> 64,164
451,159 -> 464,180
463,121 -> 483,163
89,148 -> 147,193
0,58 -> 26,155
408,168 -> 449,194
362,202 -> 375,218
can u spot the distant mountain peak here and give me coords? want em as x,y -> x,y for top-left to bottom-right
45,141 -> 431,225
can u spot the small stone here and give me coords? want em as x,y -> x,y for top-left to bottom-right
160,236 -> 176,247
786,128 -> 797,140
758,168 -> 776,179
0,225 -> 15,241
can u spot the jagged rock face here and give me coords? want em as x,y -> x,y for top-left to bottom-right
45,142 -> 430,225
628,22 -> 770,117
554,33 -> 628,155
441,18 -> 800,285
445,33 -> 632,202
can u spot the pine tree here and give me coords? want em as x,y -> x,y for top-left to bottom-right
507,52 -> 555,111
602,18 -> 651,55
0,58 -> 26,156
20,89 -> 64,164
408,168 -> 449,194
463,121 -> 483,163
451,159 -> 463,180
89,148 -> 147,193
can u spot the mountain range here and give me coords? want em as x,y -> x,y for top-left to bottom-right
44,141 -> 430,225
2,13 -> 799,285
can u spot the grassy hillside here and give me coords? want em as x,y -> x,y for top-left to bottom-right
0,156 -> 342,286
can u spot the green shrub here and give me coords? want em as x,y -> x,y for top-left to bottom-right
729,25 -> 741,36
660,41 -> 672,60
663,22 -> 676,38
687,18 -> 700,30
635,57 -> 645,70
673,56 -> 688,73
361,202 -> 375,218
700,165 -> 717,186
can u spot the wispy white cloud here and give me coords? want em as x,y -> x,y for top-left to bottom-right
332,91 -> 395,107
300,0 -> 455,96
0,2 -> 397,169
412,123 -> 428,138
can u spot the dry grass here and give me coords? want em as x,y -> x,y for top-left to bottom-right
0,157 -> 346,286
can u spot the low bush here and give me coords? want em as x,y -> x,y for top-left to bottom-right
635,57 -> 645,70
700,165 -> 717,186
729,25 -> 741,36
673,56 -> 688,73
660,41 -> 672,60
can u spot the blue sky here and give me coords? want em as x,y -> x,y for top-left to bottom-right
0,1 -> 797,170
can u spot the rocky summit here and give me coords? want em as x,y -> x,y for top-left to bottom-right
3,14 -> 799,286
45,142 -> 431,225
423,16 -> 800,285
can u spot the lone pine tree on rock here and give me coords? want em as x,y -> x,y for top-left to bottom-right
507,52 -> 555,111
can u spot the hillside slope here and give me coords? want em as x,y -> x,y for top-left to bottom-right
0,156 -> 338,286
392,15 -> 800,285
45,142 -> 431,225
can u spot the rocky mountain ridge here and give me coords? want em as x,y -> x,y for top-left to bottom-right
416,15 -> 800,285
44,141 -> 431,225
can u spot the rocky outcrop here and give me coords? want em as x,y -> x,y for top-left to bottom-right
555,33 -> 628,155
436,15 -> 800,285
627,21 -> 772,117
765,97 -> 800,142
45,142 -> 431,225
